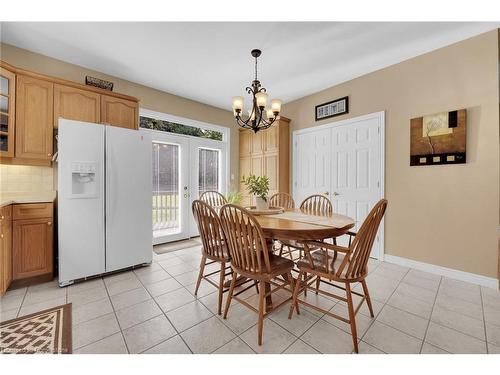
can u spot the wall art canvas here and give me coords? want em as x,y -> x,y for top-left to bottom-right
410,109 -> 466,166
315,96 -> 348,121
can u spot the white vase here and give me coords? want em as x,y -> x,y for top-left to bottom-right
255,196 -> 268,210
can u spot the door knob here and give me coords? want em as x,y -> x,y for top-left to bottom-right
332,192 -> 340,196
323,192 -> 329,196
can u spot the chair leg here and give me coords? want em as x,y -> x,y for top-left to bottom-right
289,271 -> 303,319
217,262 -> 225,315
258,280 -> 266,346
223,271 -> 238,319
315,276 -> 320,295
303,272 -> 308,296
361,279 -> 375,318
346,282 -> 359,353
194,255 -> 207,296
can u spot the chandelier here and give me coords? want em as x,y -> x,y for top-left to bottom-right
232,49 -> 282,133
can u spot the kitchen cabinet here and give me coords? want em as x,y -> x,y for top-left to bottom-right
15,74 -> 54,161
0,205 -> 13,296
101,95 -> 138,129
0,60 -> 140,166
54,84 -> 100,127
12,203 -> 53,282
0,67 -> 16,158
239,117 -> 290,206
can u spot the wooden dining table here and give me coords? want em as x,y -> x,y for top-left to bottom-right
250,208 -> 356,309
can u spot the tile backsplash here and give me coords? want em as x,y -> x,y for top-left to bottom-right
0,165 -> 54,192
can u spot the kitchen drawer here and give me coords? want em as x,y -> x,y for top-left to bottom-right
1,205 -> 12,223
13,203 -> 53,220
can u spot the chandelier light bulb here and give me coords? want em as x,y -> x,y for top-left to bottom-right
255,92 -> 268,108
232,96 -> 244,111
271,99 -> 282,113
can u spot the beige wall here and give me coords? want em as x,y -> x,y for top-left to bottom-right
282,30 -> 500,279
0,43 -> 239,190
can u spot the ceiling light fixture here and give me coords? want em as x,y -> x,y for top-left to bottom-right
232,49 -> 282,133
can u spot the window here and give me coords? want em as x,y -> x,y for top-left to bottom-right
140,115 -> 223,141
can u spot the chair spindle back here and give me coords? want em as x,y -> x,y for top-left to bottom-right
269,192 -> 295,209
192,200 -> 229,260
300,194 -> 333,216
219,204 -> 271,275
199,191 -> 227,207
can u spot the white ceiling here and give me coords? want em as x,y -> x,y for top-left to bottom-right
1,22 -> 498,112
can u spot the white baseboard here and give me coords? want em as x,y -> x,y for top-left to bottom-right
383,254 -> 499,290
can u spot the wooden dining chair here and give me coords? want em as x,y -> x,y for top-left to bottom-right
191,200 -> 233,315
288,199 -> 387,353
300,194 -> 333,216
219,204 -> 296,346
269,192 -> 295,209
199,191 -> 227,207
277,194 -> 333,262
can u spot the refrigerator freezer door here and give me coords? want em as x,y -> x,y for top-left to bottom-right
105,126 -> 152,271
58,119 -> 105,284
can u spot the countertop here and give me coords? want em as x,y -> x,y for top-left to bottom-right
0,191 -> 57,208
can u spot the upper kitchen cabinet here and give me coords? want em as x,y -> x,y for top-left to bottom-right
0,67 -> 16,158
15,75 -> 54,162
54,84 -> 100,128
101,95 -> 138,130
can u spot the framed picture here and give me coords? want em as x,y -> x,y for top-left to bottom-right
410,109 -> 466,166
315,96 -> 349,121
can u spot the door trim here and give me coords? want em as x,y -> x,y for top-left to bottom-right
292,111 -> 385,259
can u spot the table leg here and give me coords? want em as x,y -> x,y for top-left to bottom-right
265,239 -> 274,311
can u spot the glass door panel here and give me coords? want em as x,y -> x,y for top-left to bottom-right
151,135 -> 189,244
198,148 -> 220,197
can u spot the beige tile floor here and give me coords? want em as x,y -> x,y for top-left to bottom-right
1,244 -> 500,354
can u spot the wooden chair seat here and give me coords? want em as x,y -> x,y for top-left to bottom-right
296,249 -> 345,275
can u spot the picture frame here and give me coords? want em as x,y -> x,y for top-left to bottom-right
315,96 -> 349,121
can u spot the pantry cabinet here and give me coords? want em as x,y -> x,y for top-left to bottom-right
239,117 -> 290,206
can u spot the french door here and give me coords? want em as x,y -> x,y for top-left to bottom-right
151,132 -> 227,244
293,111 -> 385,258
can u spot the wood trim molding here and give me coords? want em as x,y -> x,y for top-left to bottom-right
0,60 -> 139,102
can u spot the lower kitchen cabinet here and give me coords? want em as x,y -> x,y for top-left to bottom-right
12,203 -> 54,283
0,205 -> 13,296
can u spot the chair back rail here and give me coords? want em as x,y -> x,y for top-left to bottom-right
200,191 -> 227,207
302,199 -> 387,281
269,192 -> 295,209
192,200 -> 229,260
300,194 -> 333,216
220,204 -> 271,275
341,199 -> 387,279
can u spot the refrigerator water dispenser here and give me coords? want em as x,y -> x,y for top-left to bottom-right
71,162 -> 98,198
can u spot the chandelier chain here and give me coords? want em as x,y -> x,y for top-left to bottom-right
254,55 -> 258,81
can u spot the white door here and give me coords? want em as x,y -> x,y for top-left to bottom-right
294,128 -> 332,203
105,127 -> 153,271
294,112 -> 384,258
150,131 -> 227,243
58,120 -> 105,285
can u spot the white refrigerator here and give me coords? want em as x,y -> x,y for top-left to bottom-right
57,119 -> 152,286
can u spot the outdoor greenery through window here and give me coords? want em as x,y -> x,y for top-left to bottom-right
140,116 -> 223,141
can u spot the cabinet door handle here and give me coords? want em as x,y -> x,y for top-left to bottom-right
47,222 -> 52,226
0,234 -> 3,238
0,215 -> 4,220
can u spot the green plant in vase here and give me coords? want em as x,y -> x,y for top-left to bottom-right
226,190 -> 242,205
241,174 -> 270,210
